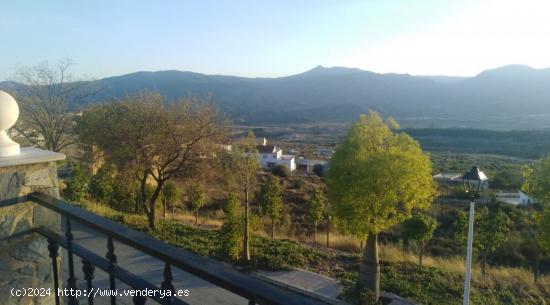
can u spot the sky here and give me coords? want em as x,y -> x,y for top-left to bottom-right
2,0 -> 550,81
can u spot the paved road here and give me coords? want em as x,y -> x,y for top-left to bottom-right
60,218 -> 247,305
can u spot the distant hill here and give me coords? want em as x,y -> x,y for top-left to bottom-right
3,64 -> 550,129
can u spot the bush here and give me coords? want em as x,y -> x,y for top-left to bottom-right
313,164 -> 325,177
89,164 -> 115,204
64,165 -> 89,202
220,194 -> 244,260
271,164 -> 290,177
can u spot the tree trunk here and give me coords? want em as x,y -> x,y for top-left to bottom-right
147,209 -> 156,231
419,245 -> 424,268
403,237 -> 409,253
242,187 -> 251,261
481,251 -> 487,279
271,218 -> 275,238
313,221 -> 317,246
533,258 -> 540,283
134,194 -> 139,214
326,218 -> 330,248
360,233 -> 380,303
163,197 -> 167,219
195,210 -> 199,227
145,179 -> 163,231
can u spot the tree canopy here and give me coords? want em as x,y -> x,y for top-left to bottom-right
76,90 -> 228,230
402,213 -> 437,267
327,112 -> 436,237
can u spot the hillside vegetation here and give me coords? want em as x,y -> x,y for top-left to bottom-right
73,200 -> 550,305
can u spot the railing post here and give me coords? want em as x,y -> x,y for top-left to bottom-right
66,218 -> 79,305
106,236 -> 117,305
48,238 -> 61,305
161,263 -> 175,304
82,258 -> 95,305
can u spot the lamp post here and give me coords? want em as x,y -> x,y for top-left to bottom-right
461,166 -> 488,305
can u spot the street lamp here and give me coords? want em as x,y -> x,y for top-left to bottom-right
461,166 -> 488,305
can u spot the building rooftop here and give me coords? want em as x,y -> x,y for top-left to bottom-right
257,145 -> 278,154
433,173 -> 462,180
297,159 -> 327,166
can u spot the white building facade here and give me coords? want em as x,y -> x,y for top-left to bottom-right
495,191 -> 535,205
257,145 -> 296,171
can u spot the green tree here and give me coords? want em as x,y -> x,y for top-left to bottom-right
221,130 -> 260,261
220,193 -> 243,260
305,188 -> 326,246
110,173 -> 139,213
162,181 -> 179,219
520,237 -> 544,283
522,155 -> 550,204
402,213 -> 437,267
187,182 -> 206,227
475,208 -> 510,277
89,164 -> 115,204
326,112 -> 436,302
64,165 -> 89,202
538,208 -> 550,254
452,210 -> 468,248
522,161 -> 550,282
259,176 -> 283,238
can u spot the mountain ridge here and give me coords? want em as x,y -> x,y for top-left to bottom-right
2,65 -> 550,129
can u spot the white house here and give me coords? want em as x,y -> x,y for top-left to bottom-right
257,144 -> 296,171
495,191 -> 535,205
218,138 -> 232,151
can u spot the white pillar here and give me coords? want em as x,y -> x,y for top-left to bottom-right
0,90 -> 21,157
463,199 -> 475,305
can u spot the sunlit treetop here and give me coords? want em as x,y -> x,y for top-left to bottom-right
327,111 -> 436,237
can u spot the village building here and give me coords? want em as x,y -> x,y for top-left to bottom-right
495,190 -> 535,205
257,144 -> 296,171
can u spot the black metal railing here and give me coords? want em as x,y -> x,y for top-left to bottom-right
22,192 -> 328,305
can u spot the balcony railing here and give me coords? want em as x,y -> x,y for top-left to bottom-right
20,192 -> 327,305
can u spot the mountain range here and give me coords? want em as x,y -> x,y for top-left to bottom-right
3,64 -> 550,129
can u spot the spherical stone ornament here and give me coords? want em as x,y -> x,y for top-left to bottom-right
0,90 -> 20,157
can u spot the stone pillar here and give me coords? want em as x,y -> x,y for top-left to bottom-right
0,147 -> 65,305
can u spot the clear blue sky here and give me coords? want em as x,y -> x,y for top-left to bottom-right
2,0 -> 550,81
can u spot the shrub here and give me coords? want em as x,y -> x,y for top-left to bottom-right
89,164 -> 115,204
271,164 -> 290,177
220,194 -> 244,260
64,165 -> 89,202
313,164 -> 325,177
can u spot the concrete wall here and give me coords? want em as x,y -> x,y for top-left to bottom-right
0,148 -> 65,305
